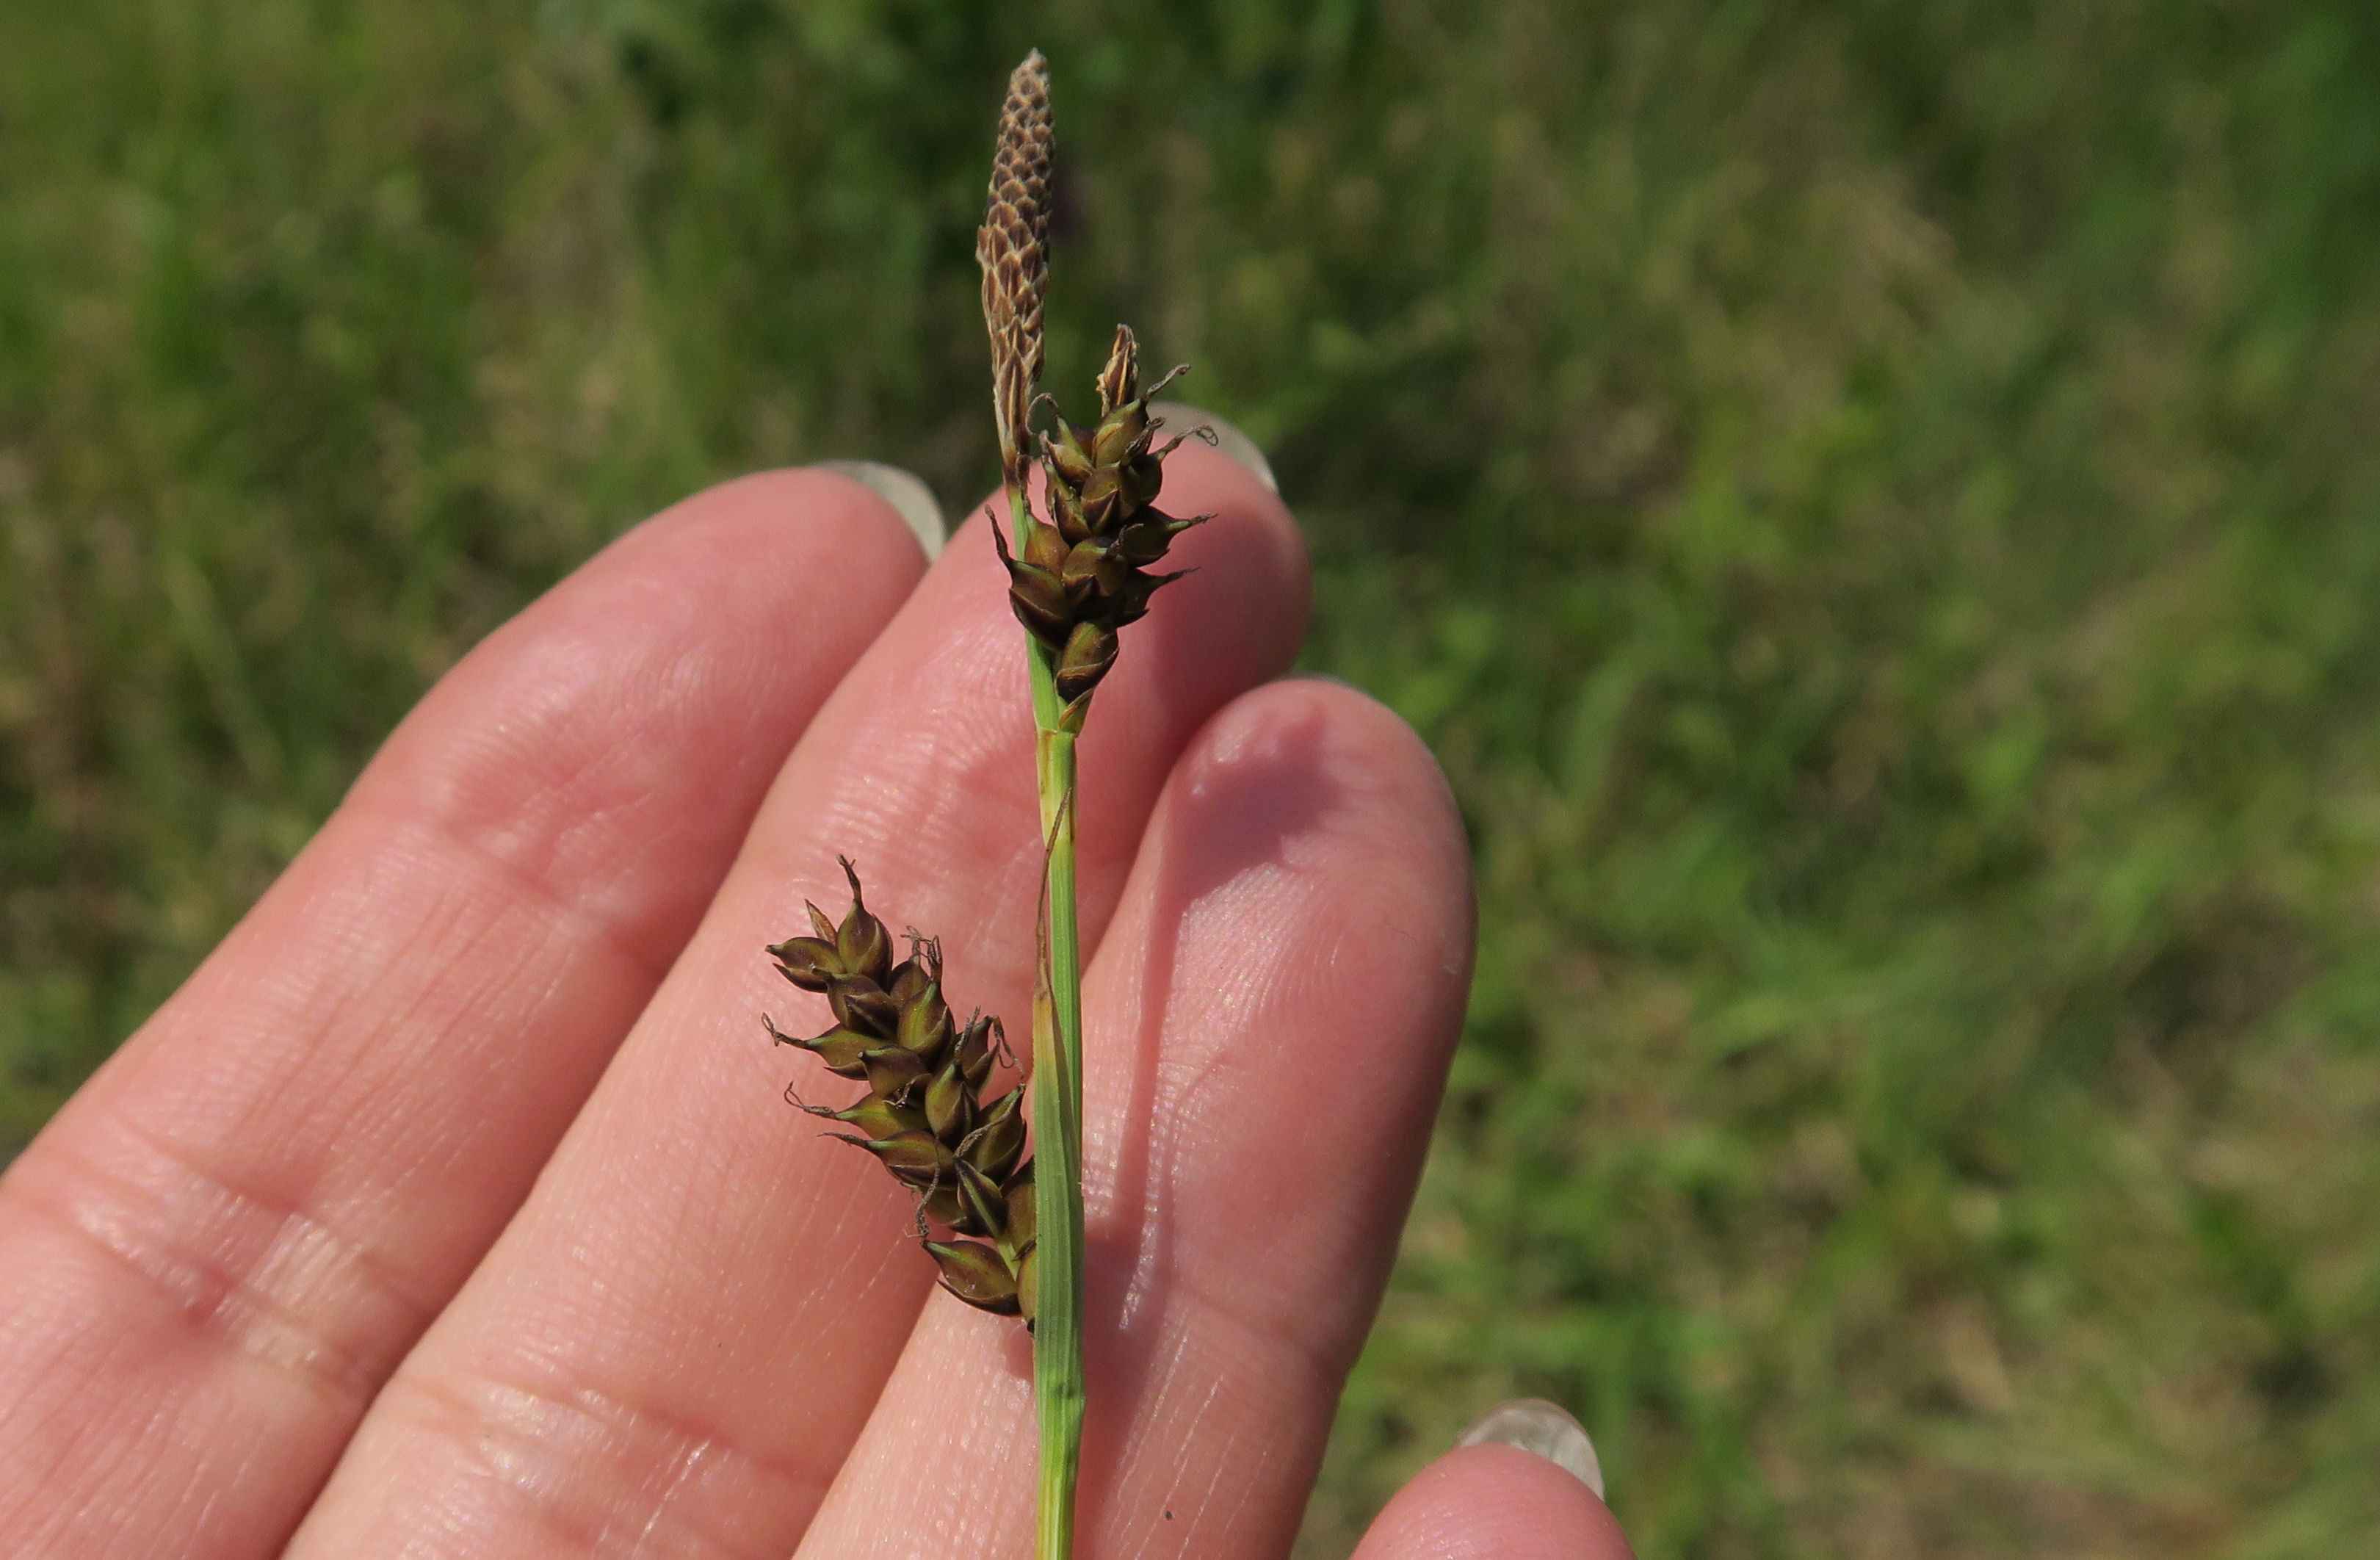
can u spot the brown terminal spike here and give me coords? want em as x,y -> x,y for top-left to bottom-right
977,49 -> 1052,488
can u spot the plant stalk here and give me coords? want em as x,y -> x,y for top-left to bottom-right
1012,481 -> 1086,1560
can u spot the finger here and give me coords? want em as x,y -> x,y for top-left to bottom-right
285,441 -> 1309,1557
795,679 -> 1475,1558
1352,1445 -> 1634,1560
0,470 -> 927,1560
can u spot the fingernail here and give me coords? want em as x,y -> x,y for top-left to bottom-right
813,460 -> 947,557
1456,1398 -> 1605,1501
1149,400 -> 1278,494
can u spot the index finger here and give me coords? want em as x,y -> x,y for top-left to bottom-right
0,469 -> 927,1560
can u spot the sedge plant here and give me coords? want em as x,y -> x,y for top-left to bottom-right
762,49 -> 1209,1559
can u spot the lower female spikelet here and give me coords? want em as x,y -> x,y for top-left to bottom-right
764,859 -> 1040,1322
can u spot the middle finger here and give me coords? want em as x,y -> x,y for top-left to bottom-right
288,445 -> 1304,1557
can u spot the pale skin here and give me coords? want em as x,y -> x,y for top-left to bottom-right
0,447 -> 1633,1559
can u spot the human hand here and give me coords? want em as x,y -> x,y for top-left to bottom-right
0,440 -> 1630,1558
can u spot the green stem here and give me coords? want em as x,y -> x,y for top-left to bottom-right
1013,483 -> 1085,1560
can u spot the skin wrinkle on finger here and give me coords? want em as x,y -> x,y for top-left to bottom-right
4,1218 -> 318,1555
0,470 -> 928,1560
281,445 -> 1308,1560
794,680 -> 1474,1559
1,1117 -> 436,1409
372,1365 -> 831,1560
0,815 -> 651,1486
380,636 -> 715,952
129,812 -> 617,1145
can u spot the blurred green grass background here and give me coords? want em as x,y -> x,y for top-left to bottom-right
5,2 -> 2379,1553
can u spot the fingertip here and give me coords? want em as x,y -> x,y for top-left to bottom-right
799,463 -> 942,565
1150,400 -> 1278,494
1184,675 -> 1474,976
658,463 -> 932,576
333,462 -> 936,975
1154,436 -> 1312,650
1354,1444 -> 1634,1560
1083,673 -> 1476,1351
1149,673 -> 1477,1113
367,463 -> 931,817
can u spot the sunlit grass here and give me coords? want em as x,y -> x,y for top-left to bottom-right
4,4 -> 2376,1554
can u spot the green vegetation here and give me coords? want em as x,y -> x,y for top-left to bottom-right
4,3 -> 2376,1554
